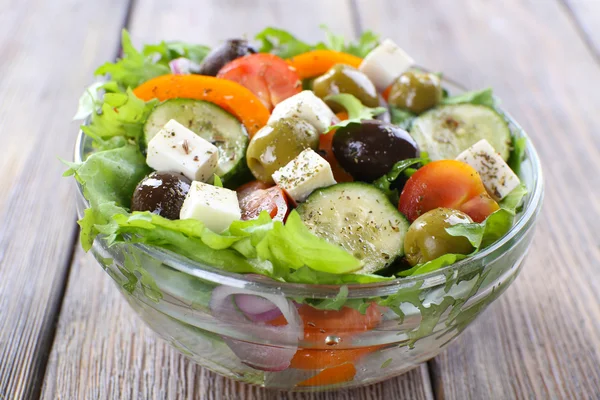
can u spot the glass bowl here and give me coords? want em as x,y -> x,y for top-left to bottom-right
73,79 -> 543,391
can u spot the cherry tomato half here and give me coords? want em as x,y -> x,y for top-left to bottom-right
398,160 -> 499,223
217,53 -> 302,111
236,181 -> 289,221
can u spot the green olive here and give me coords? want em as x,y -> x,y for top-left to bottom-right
246,117 -> 319,183
388,71 -> 443,114
312,64 -> 379,111
404,208 -> 474,266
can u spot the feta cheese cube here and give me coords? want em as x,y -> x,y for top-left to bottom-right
456,139 -> 521,201
268,91 -> 336,133
180,181 -> 241,232
359,39 -> 415,91
272,149 -> 336,202
146,119 -> 219,182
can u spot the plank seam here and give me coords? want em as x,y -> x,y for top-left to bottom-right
557,0 -> 600,66
37,0 -> 137,397
31,222 -> 80,400
349,0 -> 364,39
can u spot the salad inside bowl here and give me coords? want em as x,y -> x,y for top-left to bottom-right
68,27 -> 543,390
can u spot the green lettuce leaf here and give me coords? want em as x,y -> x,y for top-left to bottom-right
441,88 -> 495,108
499,183 -> 528,214
508,136 -> 527,176
325,93 -> 386,132
73,82 -> 105,120
257,211 -> 362,274
372,157 -> 430,203
318,25 -> 380,57
81,86 -> 157,143
255,26 -> 380,59
142,41 -> 210,65
255,27 -> 313,59
398,254 -> 468,277
390,107 -> 416,130
95,30 -> 170,89
446,209 -> 515,251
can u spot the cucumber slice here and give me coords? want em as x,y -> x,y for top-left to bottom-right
410,104 -> 511,161
296,182 -> 409,274
144,99 -> 249,185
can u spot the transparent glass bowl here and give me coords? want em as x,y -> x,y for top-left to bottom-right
73,80 -> 543,391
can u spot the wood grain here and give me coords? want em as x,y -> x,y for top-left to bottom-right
355,0 -> 600,398
562,0 -> 600,61
41,0 -> 433,399
0,0 -> 131,398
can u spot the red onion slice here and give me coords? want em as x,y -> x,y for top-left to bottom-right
169,57 -> 200,75
210,286 -> 303,372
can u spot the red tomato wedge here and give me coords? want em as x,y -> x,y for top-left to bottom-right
236,181 -> 289,222
217,53 -> 302,111
398,160 -> 500,223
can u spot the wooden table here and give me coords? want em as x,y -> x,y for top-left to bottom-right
1,0 -> 599,398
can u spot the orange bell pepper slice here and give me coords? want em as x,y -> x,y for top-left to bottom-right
133,74 -> 270,137
287,50 -> 363,79
297,363 -> 357,387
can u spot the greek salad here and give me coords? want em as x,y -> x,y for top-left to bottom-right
67,27 -> 528,386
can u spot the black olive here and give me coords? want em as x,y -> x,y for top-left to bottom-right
131,172 -> 191,220
197,39 -> 256,76
332,120 -> 419,182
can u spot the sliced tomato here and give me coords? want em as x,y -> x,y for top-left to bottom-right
398,160 -> 500,223
299,303 -> 382,344
237,182 -> 289,221
236,180 -> 271,200
217,53 -> 302,111
267,302 -> 382,371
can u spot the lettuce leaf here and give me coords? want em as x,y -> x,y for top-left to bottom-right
325,93 -> 386,132
255,26 -> 380,59
81,85 -> 157,143
255,27 -> 313,59
73,82 -> 105,120
142,41 -> 210,65
390,107 -> 416,130
441,88 -> 495,108
372,157 -> 430,203
95,30 -> 170,89
318,25 -> 380,58
398,254 -> 468,277
256,211 -> 362,274
508,136 -> 527,176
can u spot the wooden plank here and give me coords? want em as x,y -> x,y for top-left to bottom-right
41,0 -> 433,399
0,0 -> 132,398
354,0 -> 600,398
562,0 -> 600,61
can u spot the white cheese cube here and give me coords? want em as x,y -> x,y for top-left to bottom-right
146,119 -> 218,182
268,91 -> 336,133
456,139 -> 521,201
272,149 -> 336,202
180,181 -> 241,232
359,39 -> 415,91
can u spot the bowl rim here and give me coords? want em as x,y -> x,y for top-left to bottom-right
74,80 -> 544,299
